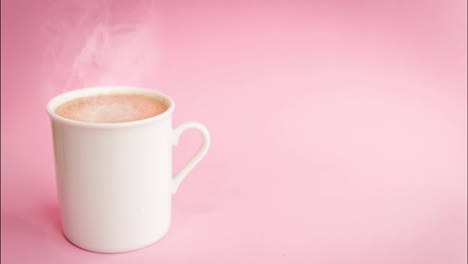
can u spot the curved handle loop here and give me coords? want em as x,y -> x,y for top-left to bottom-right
172,122 -> 210,193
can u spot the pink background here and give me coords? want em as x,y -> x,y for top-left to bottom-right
1,0 -> 467,263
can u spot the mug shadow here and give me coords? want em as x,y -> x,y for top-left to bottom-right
3,203 -> 63,239
2,205 -> 130,260
41,202 -> 63,237
1,203 -> 65,251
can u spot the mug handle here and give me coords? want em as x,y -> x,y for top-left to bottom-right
172,122 -> 210,193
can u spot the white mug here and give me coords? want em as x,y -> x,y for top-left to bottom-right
46,86 -> 210,253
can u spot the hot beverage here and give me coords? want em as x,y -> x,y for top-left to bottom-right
55,93 -> 168,123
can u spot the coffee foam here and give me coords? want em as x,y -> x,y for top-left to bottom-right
55,93 -> 168,123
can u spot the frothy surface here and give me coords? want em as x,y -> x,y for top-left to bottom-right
55,93 -> 168,123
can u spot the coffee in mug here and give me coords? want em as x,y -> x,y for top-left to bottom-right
55,93 -> 169,123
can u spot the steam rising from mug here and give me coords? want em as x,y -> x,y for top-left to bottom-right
41,0 -> 159,92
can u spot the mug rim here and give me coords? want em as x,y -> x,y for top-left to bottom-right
46,86 -> 175,129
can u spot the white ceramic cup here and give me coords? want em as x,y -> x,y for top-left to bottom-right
46,86 -> 210,253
